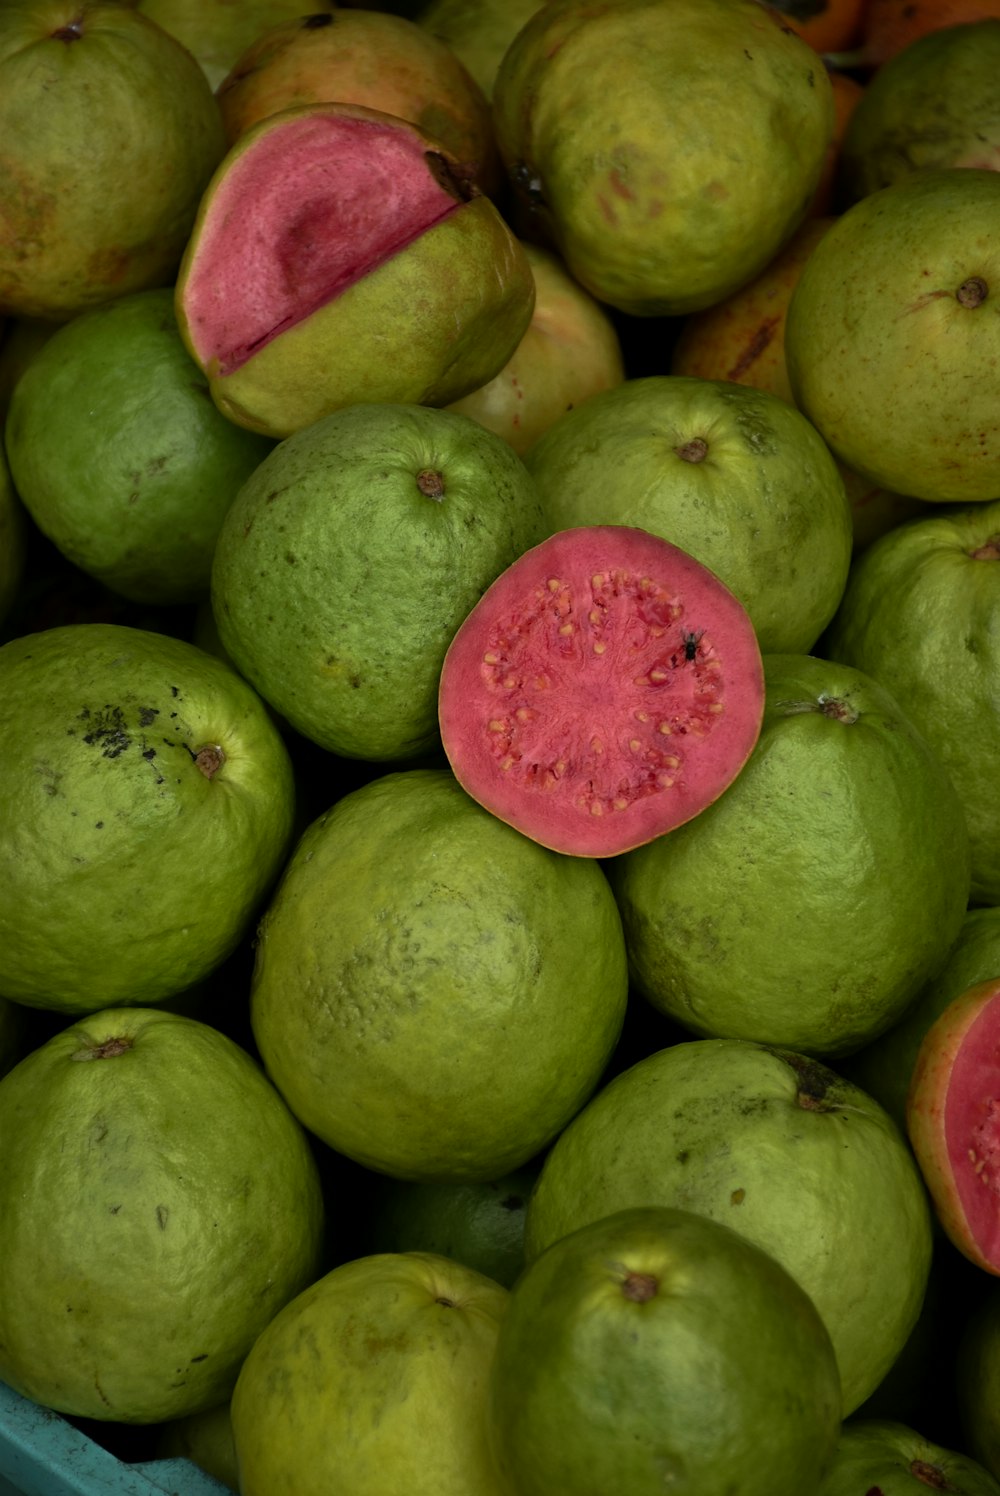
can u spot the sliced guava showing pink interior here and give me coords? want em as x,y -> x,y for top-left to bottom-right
179,106 -> 471,376
907,978 -> 1000,1275
438,525 -> 765,858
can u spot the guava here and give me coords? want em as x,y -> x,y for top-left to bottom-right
768,0 -> 866,52
906,978 -> 1000,1275
154,1401 -> 239,1492
0,622 -> 295,1014
0,1006 -> 326,1423
523,1038 -> 935,1415
210,401 -> 546,762
609,653 -> 971,1056
488,1205 -> 842,1496
175,102 -> 534,439
437,524 -> 765,858
492,0 -> 834,316
837,21 -> 1000,205
524,376 -> 853,653
446,241 -> 625,456
230,1251 -> 510,1495
216,8 -> 501,197
818,1419 -> 1000,1495
822,498 -> 1000,905
4,289 -> 274,606
416,0 -> 546,100
249,768 -> 629,1182
957,1278 -> 1000,1481
362,1162 -> 540,1288
786,169 -> 1000,502
846,907 -> 1000,1136
137,0 -> 338,90
0,2 -> 226,321
845,0 -> 1000,70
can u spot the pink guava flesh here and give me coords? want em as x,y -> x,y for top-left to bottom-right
438,526 -> 765,858
180,111 -> 465,375
943,993 -> 1000,1266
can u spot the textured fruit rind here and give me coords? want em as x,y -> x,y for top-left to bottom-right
438,524 -> 765,858
907,978 -> 1000,1275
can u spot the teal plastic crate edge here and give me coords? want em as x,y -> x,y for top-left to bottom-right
0,1380 -> 230,1496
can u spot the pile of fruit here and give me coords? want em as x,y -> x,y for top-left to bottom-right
4,0 -> 1000,1491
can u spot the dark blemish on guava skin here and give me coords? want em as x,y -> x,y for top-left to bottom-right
82,705 -> 131,759
156,1206 -> 169,1230
138,706 -> 158,727
190,1353 -> 209,1363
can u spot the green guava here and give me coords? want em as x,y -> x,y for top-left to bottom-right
230,1251 -> 510,1496
785,169 -> 1000,502
523,1038 -> 935,1415
417,0 -> 545,100
822,498 -> 1000,905
137,0 -> 338,90
957,1279 -> 1000,1482
175,103 -> 534,439
437,524 -> 766,858
845,907 -> 1000,1135
525,376 -> 853,654
249,768 -> 628,1182
0,1006 -> 326,1423
0,1 -> 226,320
492,0 -> 834,316
210,401 -> 546,762
447,241 -> 625,456
609,653 -> 971,1057
489,1205 -> 842,1496
362,1161 -> 540,1288
0,622 -> 295,1013
4,289 -> 274,606
819,1419 -> 1000,1495
837,20 -> 1000,204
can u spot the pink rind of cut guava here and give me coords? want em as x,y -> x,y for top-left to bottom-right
437,524 -> 766,859
178,105 -> 468,376
907,978 -> 1000,1275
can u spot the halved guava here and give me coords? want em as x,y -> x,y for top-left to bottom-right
437,525 -> 765,858
907,977 -> 1000,1275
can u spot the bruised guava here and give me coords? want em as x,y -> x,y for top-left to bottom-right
906,978 -> 1000,1276
175,102 -> 535,439
437,525 -> 765,859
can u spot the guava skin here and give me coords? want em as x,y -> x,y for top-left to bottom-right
0,1007 -> 326,1424
492,0 -> 834,316
489,1206 -> 842,1496
138,0 -> 340,91
231,1252 -> 510,1496
785,169 -> 1000,503
524,1039 -> 935,1416
0,623 -> 296,1013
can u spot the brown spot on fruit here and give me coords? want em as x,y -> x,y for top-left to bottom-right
51,17 -> 84,41
71,1035 -> 134,1061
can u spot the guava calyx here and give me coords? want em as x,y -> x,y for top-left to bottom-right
676,437 -> 708,463
958,276 -> 989,309
970,536 -> 1000,561
910,1458 -> 956,1490
193,744 -> 225,778
180,107 -> 480,379
621,1270 -> 659,1303
53,20 -> 84,42
71,1036 -> 134,1061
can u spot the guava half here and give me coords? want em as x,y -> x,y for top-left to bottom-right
907,978 -> 1000,1275
437,525 -> 765,858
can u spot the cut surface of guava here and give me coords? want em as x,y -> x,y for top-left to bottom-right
438,525 -> 765,857
180,108 -> 467,375
946,996 -> 1000,1266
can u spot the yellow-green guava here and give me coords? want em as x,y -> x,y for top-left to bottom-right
4,289 -> 274,605
0,622 -> 295,1014
524,376 -> 853,654
417,0 -> 547,100
175,102 -> 534,439
492,0 -> 834,316
489,1205 -> 842,1496
249,767 -> 628,1181
230,1251 -> 510,1495
609,652 -> 971,1057
786,169 -> 1000,502
0,1006 -> 326,1423
523,1038 -> 935,1415
210,401 -> 546,762
0,1 -> 226,320
822,499 -> 1000,905
137,0 -> 338,90
818,1419 -> 1000,1495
